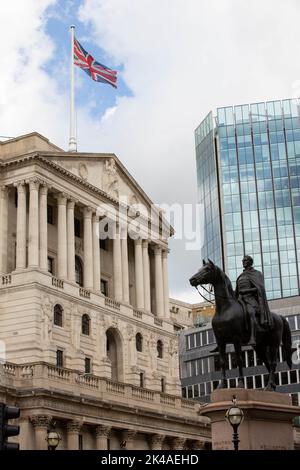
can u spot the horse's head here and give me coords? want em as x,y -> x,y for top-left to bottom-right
189,259 -> 217,288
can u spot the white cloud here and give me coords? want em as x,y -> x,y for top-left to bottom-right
1,0 -> 300,303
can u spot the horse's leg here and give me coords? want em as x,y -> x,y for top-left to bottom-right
265,346 -> 277,391
255,346 -> 271,389
234,342 -> 245,388
217,343 -> 227,389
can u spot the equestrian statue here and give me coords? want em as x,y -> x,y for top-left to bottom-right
189,256 -> 293,391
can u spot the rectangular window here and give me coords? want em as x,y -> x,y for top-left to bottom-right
101,279 -> 108,297
74,218 -> 81,238
85,357 -> 91,374
47,257 -> 54,274
47,205 -> 54,225
193,384 -> 199,398
56,350 -> 63,368
161,378 -> 166,393
255,375 -> 262,389
281,371 -> 289,385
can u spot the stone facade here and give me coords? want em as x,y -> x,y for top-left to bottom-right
0,133 -> 210,450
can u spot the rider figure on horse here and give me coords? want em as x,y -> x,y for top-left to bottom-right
235,255 -> 273,347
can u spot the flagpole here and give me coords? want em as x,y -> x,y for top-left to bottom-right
69,25 -> 77,152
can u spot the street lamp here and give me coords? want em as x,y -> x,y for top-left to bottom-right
225,395 -> 244,451
46,426 -> 61,451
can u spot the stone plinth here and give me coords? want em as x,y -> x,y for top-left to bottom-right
199,388 -> 300,450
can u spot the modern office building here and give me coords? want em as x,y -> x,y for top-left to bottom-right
195,98 -> 300,299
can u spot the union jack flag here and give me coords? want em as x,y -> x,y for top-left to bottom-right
74,37 -> 117,88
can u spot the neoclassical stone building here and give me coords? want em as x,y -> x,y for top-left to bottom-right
0,133 -> 210,450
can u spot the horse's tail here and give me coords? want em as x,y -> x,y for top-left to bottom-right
281,316 -> 293,369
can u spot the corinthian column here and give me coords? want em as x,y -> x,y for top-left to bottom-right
29,415 -> 52,450
142,240 -> 151,312
56,194 -> 68,279
113,223 -> 123,301
162,249 -> 170,318
28,179 -> 40,267
66,420 -> 82,450
121,226 -> 129,303
67,199 -> 76,282
154,245 -> 164,317
39,184 -> 48,271
0,186 -> 9,273
95,425 -> 111,450
14,181 -> 27,270
83,207 -> 93,289
92,214 -> 101,291
135,238 -> 144,309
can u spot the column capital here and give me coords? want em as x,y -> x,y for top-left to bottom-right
0,185 -> 8,197
27,177 -> 41,191
92,214 -> 100,223
83,206 -> 93,218
67,198 -> 76,210
122,429 -> 137,442
154,244 -> 162,255
162,248 -> 170,258
95,425 -> 111,438
55,193 -> 68,205
142,239 -> 149,248
66,420 -> 82,433
134,238 -> 143,246
29,415 -> 52,429
168,436 -> 186,450
40,183 -> 49,196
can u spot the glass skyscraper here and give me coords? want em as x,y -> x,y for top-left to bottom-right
195,98 -> 300,300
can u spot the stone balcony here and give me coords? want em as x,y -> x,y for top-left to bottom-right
0,361 -> 207,423
0,268 -> 173,332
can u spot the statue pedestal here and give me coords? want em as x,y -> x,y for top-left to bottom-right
199,388 -> 300,450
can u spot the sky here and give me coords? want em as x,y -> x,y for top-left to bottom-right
1,0 -> 300,303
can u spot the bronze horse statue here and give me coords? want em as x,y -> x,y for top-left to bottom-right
189,259 -> 293,390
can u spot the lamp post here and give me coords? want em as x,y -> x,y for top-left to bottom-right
225,395 -> 244,451
46,426 -> 61,451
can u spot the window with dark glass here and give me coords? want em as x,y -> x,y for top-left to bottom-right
214,355 -> 221,372
291,394 -> 299,406
53,304 -> 63,327
48,257 -> 54,274
193,384 -> 199,397
199,383 -> 205,396
255,375 -> 262,389
208,329 -> 215,344
56,349 -> 63,367
85,357 -> 91,374
47,205 -> 54,225
246,376 -> 253,389
78,435 -> 83,450
206,381 -> 212,395
287,315 -> 296,331
213,381 -> 219,391
182,387 -> 187,398
101,279 -> 108,297
136,333 -> 143,352
189,334 -> 195,348
281,371 -> 289,385
187,386 -> 193,398
290,370 -> 297,384
247,350 -> 255,367
161,378 -> 166,393
74,218 -> 81,238
82,314 -> 90,335
139,372 -> 144,388
75,256 -> 83,286
157,340 -> 163,358
229,378 -> 236,388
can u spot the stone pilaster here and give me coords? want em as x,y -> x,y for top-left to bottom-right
66,420 -> 82,450
14,181 -> 27,270
121,226 -> 129,303
56,193 -> 68,279
95,425 -> 111,450
142,240 -> 151,312
169,436 -> 186,450
39,184 -> 48,271
154,245 -> 164,317
83,207 -> 93,289
29,415 -> 52,450
113,223 -> 123,301
67,199 -> 76,282
92,214 -> 101,291
135,238 -> 144,309
162,249 -> 170,318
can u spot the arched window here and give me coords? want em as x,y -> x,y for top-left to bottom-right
136,333 -> 143,352
157,340 -> 163,358
53,304 -> 63,327
75,256 -> 83,286
82,314 -> 90,336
